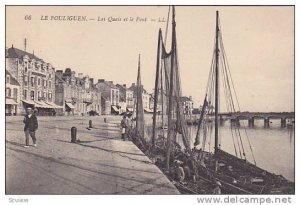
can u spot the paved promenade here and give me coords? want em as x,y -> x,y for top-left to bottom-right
5,116 -> 179,194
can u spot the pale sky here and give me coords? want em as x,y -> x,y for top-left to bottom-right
6,6 -> 294,112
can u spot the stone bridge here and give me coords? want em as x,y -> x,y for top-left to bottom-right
219,112 -> 295,127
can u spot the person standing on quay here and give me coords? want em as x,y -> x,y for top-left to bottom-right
121,115 -> 127,141
23,107 -> 38,148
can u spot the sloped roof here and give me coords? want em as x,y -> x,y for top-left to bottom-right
98,81 -> 118,89
55,73 -> 66,83
179,96 -> 192,102
6,46 -> 43,62
5,70 -> 20,86
128,84 -> 147,94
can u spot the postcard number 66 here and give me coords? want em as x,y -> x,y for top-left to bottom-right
25,15 -> 32,20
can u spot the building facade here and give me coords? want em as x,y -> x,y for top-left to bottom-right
179,96 -> 194,116
55,68 -> 101,116
96,79 -> 119,115
5,70 -> 20,115
116,84 -> 134,113
6,45 -> 59,115
128,83 -> 152,112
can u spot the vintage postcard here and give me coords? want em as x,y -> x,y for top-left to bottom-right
3,3 -> 296,205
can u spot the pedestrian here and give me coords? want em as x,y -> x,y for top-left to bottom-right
23,107 -> 38,148
212,181 -> 222,194
121,115 -> 127,141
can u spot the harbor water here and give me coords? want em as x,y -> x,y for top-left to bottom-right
185,119 -> 294,182
147,115 -> 295,182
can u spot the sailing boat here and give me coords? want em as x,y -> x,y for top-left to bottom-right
131,54 -> 149,152
151,6 -> 192,169
191,11 -> 294,194
149,7 -> 294,194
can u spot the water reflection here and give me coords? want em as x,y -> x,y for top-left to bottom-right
186,119 -> 295,182
147,115 -> 294,182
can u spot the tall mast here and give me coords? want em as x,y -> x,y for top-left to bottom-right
214,11 -> 220,171
136,54 -> 145,140
136,54 -> 140,136
152,29 -> 162,148
161,6 -> 171,137
166,6 -> 176,171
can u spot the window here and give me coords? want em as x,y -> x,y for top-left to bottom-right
31,77 -> 35,86
38,78 -> 41,86
23,90 -> 28,100
48,93 -> 52,101
43,92 -> 47,98
6,75 -> 10,84
24,75 -> 28,86
6,88 -> 11,97
13,88 -> 18,99
49,81 -> 52,89
30,91 -> 35,100
111,90 -> 115,105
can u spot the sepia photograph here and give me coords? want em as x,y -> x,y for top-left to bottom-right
4,3 -> 295,202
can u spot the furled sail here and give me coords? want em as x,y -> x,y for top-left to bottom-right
135,54 -> 145,141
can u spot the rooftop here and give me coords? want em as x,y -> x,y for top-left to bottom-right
6,45 -> 44,62
6,70 -> 20,86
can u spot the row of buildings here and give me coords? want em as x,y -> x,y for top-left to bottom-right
5,45 -> 194,116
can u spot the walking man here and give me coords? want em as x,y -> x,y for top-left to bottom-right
23,107 -> 38,148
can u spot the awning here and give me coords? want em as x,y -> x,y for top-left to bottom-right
144,108 -> 153,113
6,98 -> 18,105
112,106 -> 120,112
65,102 -> 75,109
37,101 -> 54,108
22,99 -> 36,105
127,107 -> 134,112
45,101 -> 63,109
34,101 -> 49,108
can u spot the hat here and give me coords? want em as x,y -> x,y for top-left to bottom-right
27,107 -> 33,110
216,181 -> 222,187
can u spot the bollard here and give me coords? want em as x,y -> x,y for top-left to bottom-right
104,118 -> 107,123
71,127 -> 77,143
281,118 -> 287,127
89,120 -> 93,128
264,118 -> 270,127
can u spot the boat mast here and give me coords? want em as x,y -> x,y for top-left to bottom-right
166,6 -> 176,171
136,54 -> 145,140
152,29 -> 162,148
214,11 -> 220,171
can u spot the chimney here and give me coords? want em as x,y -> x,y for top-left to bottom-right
123,84 -> 126,88
24,38 -> 27,52
90,78 -> 94,84
55,70 -> 63,78
78,73 -> 83,78
98,79 -> 105,83
132,83 -> 135,87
